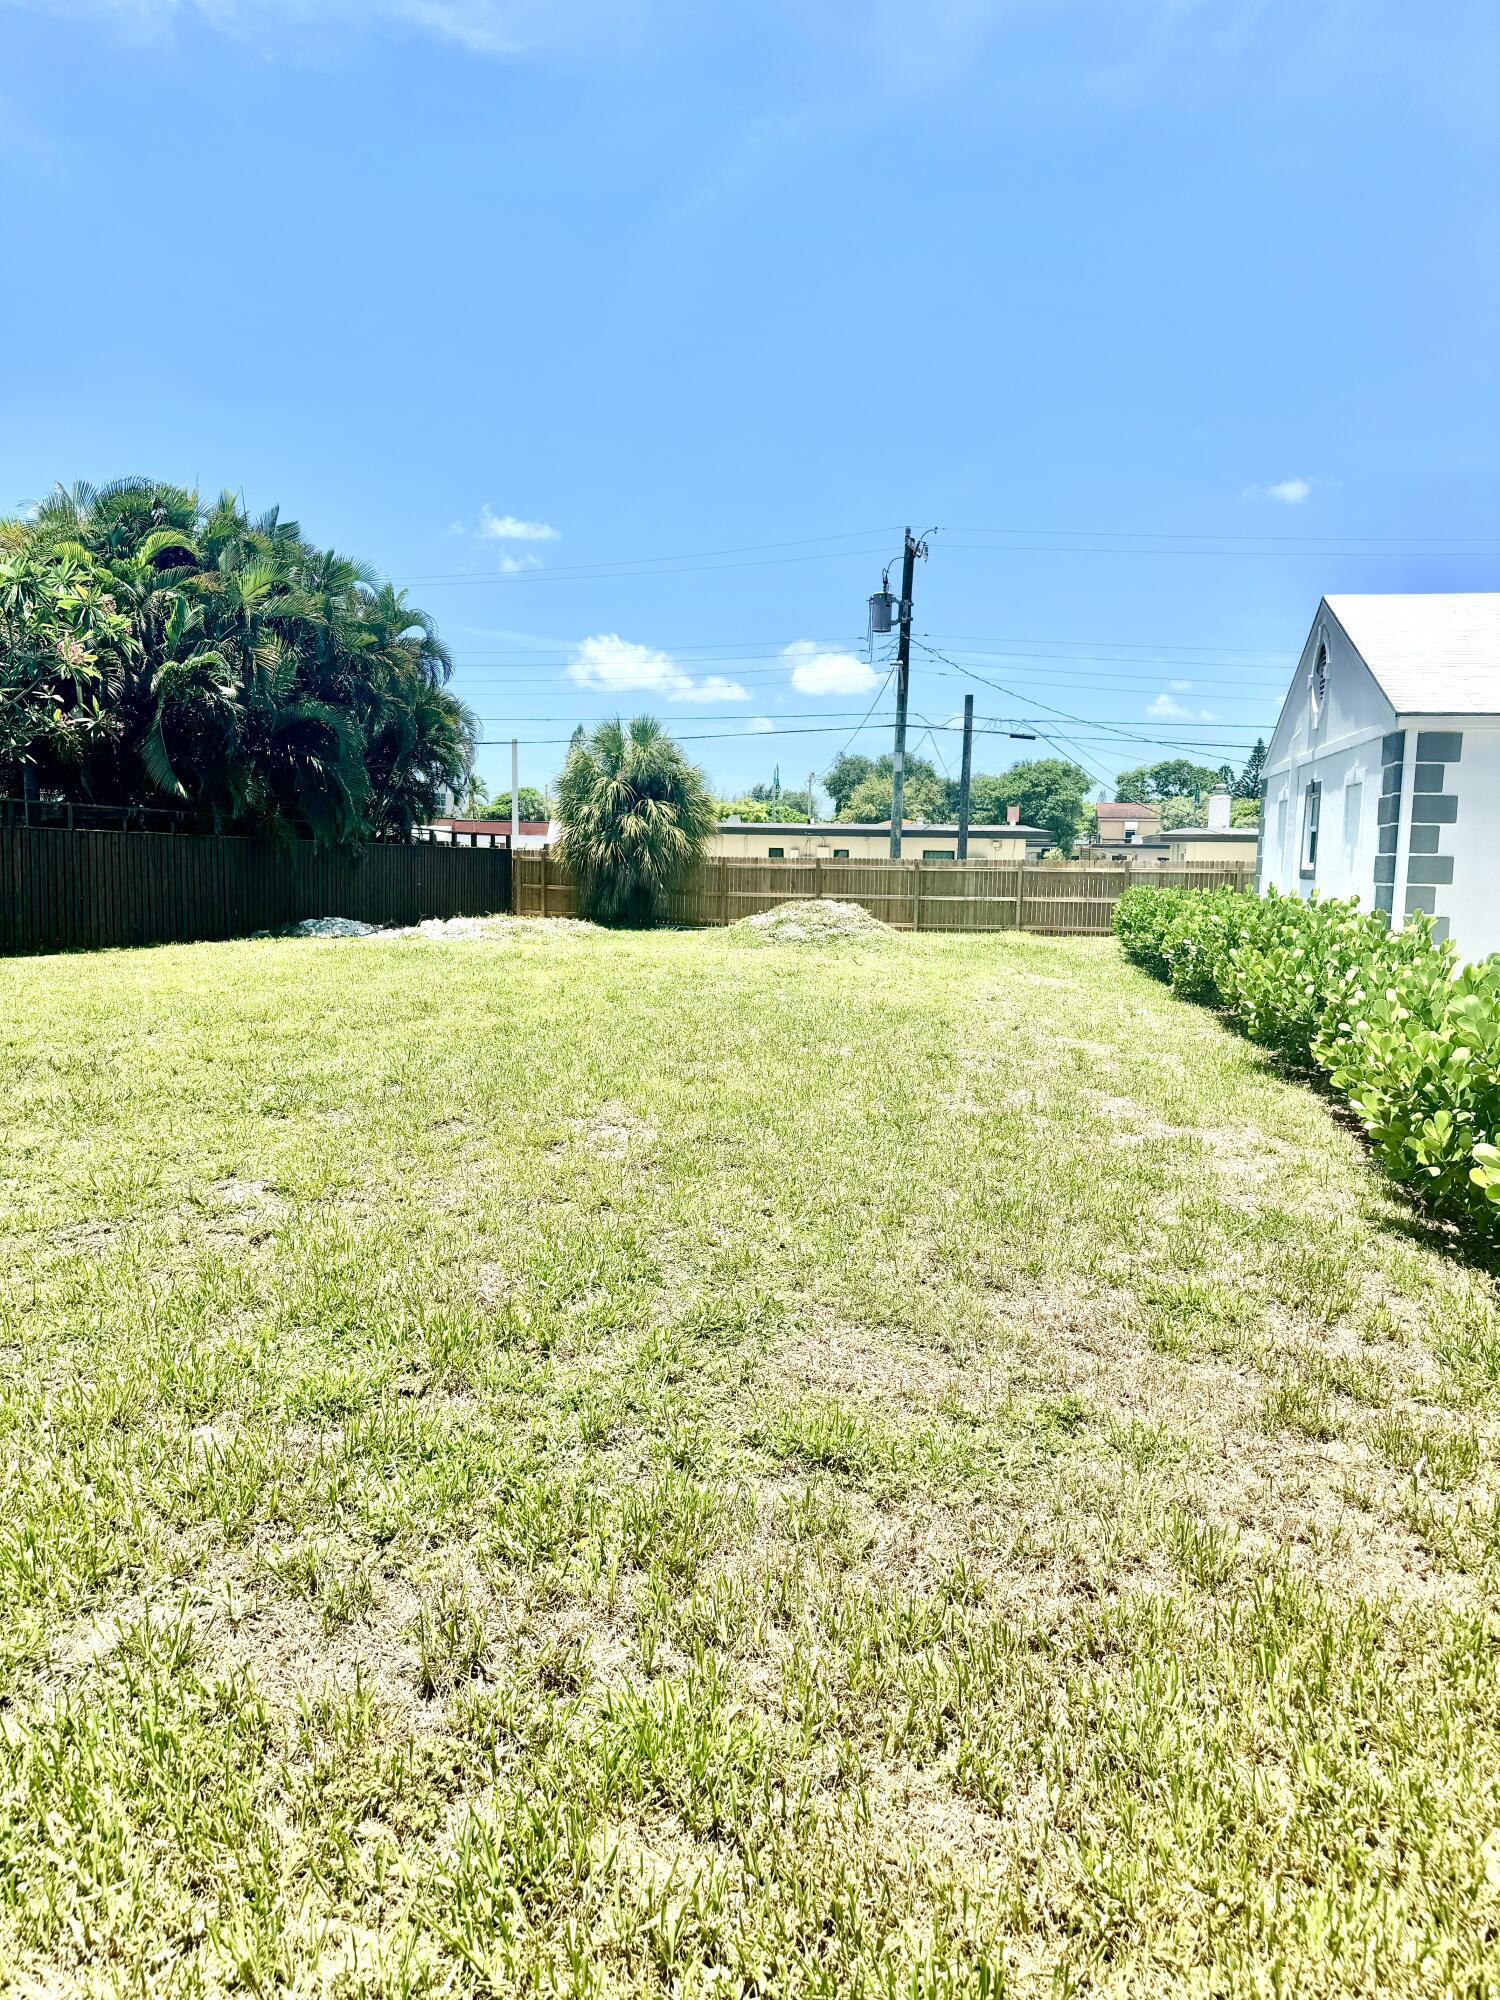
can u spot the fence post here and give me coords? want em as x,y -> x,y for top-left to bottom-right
719,860 -> 730,927
813,857 -> 823,905
539,851 -> 550,916
912,861 -> 923,932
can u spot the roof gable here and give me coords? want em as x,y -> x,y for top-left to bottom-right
1324,593 -> 1500,715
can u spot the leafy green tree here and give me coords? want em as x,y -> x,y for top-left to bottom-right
988,758 -> 1092,851
478,786 -> 549,821
1231,794 -> 1260,827
840,766 -> 949,824
719,787 -> 816,822
555,716 -> 716,926
1114,758 -> 1224,804
825,752 -> 875,813
835,753 -> 949,822
0,479 -> 474,845
1159,794 -> 1201,831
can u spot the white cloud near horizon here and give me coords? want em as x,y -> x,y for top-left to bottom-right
566,633 -> 749,703
1148,691 -> 1218,722
746,716 -> 777,733
784,640 -> 879,697
497,552 -> 542,574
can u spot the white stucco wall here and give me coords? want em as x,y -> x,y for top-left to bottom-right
1260,608 -> 1396,906
1259,609 -> 1500,958
1436,720 -> 1500,958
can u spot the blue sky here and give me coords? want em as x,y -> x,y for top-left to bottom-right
2,0 -> 1497,805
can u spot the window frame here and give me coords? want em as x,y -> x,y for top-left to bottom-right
767,845 -> 785,860
1342,774 -> 1363,862
1299,780 -> 1321,878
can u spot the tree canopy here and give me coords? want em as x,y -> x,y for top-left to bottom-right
0,479 -> 475,844
468,785 -> 550,822
1113,758 -> 1228,804
555,716 -> 716,926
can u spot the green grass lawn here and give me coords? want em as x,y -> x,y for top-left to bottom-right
2,921 -> 1499,1997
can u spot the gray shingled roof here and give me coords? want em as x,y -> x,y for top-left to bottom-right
1324,593 -> 1500,715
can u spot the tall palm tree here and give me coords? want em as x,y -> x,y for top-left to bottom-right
0,478 -> 475,845
555,716 -> 716,926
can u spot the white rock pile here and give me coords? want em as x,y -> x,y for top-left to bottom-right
733,899 -> 893,946
292,916 -> 380,938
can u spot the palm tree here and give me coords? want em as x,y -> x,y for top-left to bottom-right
0,478 -> 475,845
555,716 -> 716,926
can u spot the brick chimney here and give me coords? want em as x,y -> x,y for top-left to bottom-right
1006,806 -> 1021,825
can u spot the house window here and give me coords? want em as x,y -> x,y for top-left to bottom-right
1123,820 -> 1138,842
832,847 -> 850,858
922,849 -> 955,860
767,846 -> 785,859
1300,782 -> 1321,877
1343,778 -> 1363,860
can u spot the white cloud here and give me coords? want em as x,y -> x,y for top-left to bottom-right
746,716 -> 777,733
566,633 -> 749,704
783,640 -> 879,697
1148,692 -> 1218,722
1244,476 -> 1312,505
1168,678 -> 1192,692
497,552 -> 542,574
477,508 -> 559,542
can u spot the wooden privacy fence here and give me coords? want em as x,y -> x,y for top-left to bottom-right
1,826 -> 512,955
512,853 -> 1251,935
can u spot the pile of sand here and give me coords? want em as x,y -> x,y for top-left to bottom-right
733,899 -> 893,946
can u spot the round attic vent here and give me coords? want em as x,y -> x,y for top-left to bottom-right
1312,637 -> 1329,714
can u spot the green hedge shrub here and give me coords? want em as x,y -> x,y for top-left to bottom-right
1114,884 -> 1500,1241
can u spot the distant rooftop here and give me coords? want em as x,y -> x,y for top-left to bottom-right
717,820 -> 1049,836
1324,593 -> 1500,715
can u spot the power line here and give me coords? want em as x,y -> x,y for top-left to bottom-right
394,541 -> 898,586
910,640 -> 1272,755
949,522 -> 1500,547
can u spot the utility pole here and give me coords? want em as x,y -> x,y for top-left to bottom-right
510,738 -> 519,852
889,528 -> 920,859
956,694 -> 974,860
807,769 -> 817,824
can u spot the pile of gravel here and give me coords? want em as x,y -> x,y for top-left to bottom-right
733,898 -> 893,946
292,916 -> 380,938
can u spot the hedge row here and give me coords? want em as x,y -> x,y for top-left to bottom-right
1113,884 -> 1500,1241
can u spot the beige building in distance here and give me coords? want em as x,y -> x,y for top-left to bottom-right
710,818 -> 1050,862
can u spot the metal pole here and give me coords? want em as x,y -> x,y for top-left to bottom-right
956,694 -> 974,860
511,738 -> 520,851
889,528 -> 918,859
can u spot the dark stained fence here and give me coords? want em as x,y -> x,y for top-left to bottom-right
0,827 -> 512,955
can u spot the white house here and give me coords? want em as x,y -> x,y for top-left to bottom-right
1258,594 -> 1500,956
